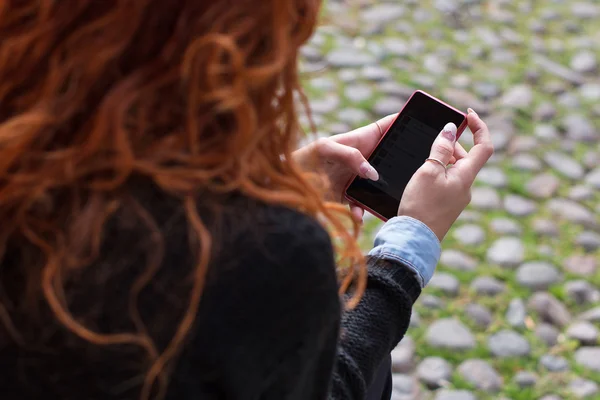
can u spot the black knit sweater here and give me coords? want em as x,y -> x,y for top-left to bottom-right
0,186 -> 421,399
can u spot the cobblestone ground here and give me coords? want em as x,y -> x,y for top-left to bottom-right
300,1 -> 600,399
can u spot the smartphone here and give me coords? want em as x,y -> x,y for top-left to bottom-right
344,90 -> 468,221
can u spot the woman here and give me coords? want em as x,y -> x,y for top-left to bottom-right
0,1 -> 493,399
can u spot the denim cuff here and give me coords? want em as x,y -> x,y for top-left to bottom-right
368,216 -> 441,288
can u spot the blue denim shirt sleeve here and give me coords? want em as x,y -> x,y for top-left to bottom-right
368,216 -> 441,288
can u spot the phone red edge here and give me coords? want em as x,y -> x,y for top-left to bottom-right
343,89 -> 468,223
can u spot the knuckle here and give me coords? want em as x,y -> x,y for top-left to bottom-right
435,143 -> 454,158
349,148 -> 363,160
464,189 -> 472,204
482,143 -> 495,158
314,137 -> 330,150
417,164 -> 438,179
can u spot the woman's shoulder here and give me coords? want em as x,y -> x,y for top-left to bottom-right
214,194 -> 335,269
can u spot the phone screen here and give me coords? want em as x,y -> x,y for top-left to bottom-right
346,91 -> 466,220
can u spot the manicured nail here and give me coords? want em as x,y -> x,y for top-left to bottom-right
359,161 -> 379,181
467,107 -> 478,115
441,122 -> 457,142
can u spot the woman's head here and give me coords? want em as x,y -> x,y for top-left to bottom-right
0,0 -> 363,398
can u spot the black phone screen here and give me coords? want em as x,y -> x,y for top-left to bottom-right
346,91 -> 466,220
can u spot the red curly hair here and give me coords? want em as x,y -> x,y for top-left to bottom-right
0,1 -> 364,398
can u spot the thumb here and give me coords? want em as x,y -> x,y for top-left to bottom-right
318,140 -> 379,181
427,122 -> 457,166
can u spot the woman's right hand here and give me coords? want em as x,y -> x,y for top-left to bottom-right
398,109 -> 493,241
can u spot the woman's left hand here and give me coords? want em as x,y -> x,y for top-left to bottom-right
293,114 -> 397,222
293,114 -> 467,223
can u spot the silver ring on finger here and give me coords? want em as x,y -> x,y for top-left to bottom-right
425,157 -> 447,169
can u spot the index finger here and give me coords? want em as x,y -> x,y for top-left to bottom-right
454,109 -> 494,183
332,113 -> 398,154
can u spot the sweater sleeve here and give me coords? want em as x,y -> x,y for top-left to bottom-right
329,216 -> 441,400
328,258 -> 421,399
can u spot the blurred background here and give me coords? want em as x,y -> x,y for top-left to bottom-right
299,0 -> 600,399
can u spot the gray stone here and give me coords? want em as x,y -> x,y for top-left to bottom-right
566,280 -> 600,305
471,187 -> 502,210
382,39 -> 409,57
310,95 -> 340,114
534,124 -> 560,142
338,69 -> 360,83
569,185 -> 594,201
487,237 -> 525,267
501,85 -> 533,108
558,92 -> 580,109
526,174 -> 561,198
566,321 -> 599,345
534,103 -> 557,121
465,303 -> 493,328
490,218 -> 522,235
457,211 -> 482,223
535,323 -> 560,347
373,97 -> 405,116
471,276 -> 506,296
476,167 -> 507,188
453,224 -> 486,246
569,379 -> 599,399
579,307 -> 600,323
444,88 -> 488,114
516,262 -> 561,290
514,371 -> 537,388
575,347 -> 600,372
409,311 -> 421,328
362,4 -> 406,24
506,298 -> 527,328
423,54 -> 447,76
572,2 -> 600,19
426,318 -> 476,350
564,255 -> 597,277
377,81 -> 413,98
504,194 -> 537,217
488,330 -> 531,357
570,50 -> 597,74
474,82 -> 500,100
458,359 -> 503,392
562,114 -> 598,143
391,336 -> 415,373
345,85 -> 373,103
434,390 -> 476,400
440,250 -> 477,271
421,295 -> 444,309
309,76 -> 337,91
416,357 -> 452,389
540,354 -> 569,372
533,55 -> 585,85
528,292 -> 572,327
391,373 -> 421,400
429,273 -> 460,297
513,154 -> 542,171
337,108 -> 370,125
510,136 -> 538,153
533,219 -> 559,237
361,65 -> 391,82
544,152 -> 585,180
539,396 -> 562,400
576,231 -> 600,252
585,168 -> 600,189
547,199 -> 599,230
580,83 -> 600,101
537,245 -> 554,257
326,48 -> 375,68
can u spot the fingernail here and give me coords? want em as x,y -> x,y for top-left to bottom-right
467,107 -> 478,116
441,122 -> 457,142
359,161 -> 379,181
